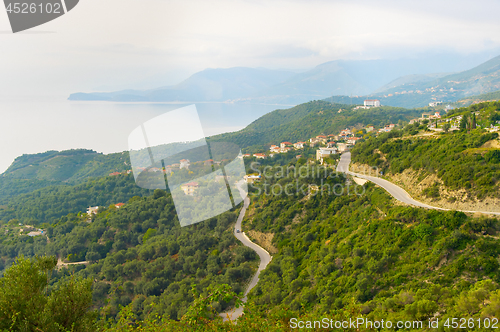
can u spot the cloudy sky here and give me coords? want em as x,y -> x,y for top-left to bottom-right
1,0 -> 500,98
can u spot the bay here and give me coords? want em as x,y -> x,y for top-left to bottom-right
0,96 -> 293,173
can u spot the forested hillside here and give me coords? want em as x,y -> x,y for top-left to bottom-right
211,101 -> 420,152
0,187 -> 258,321
352,101 -> 500,200
0,173 -> 151,225
0,149 -> 131,204
2,98 -> 500,331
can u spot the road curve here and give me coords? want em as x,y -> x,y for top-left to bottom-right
220,188 -> 273,322
337,152 -> 500,216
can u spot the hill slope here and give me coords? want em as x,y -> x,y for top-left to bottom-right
351,101 -> 500,206
0,149 -> 131,204
210,101 -> 420,150
370,55 -> 500,107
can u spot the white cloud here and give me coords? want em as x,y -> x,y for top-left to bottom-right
0,0 -> 499,96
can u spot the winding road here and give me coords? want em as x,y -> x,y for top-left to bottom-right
337,152 -> 500,216
220,187 -> 272,322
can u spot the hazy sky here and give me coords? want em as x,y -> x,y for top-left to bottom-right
1,0 -> 500,97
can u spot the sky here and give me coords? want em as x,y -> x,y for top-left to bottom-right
1,0 -> 500,98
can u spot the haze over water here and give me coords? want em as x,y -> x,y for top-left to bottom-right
0,96 -> 291,174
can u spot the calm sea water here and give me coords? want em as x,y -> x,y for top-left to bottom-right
0,97 -> 292,173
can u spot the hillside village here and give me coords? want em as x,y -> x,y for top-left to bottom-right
242,99 -> 399,165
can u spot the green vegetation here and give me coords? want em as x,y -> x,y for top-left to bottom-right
0,187 -> 256,322
0,149 -> 131,204
211,101 -> 420,153
0,255 -> 96,331
352,102 -> 500,199
2,98 -> 500,331
0,173 -> 151,225
242,183 -> 500,329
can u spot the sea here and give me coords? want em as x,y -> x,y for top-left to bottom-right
0,96 -> 293,173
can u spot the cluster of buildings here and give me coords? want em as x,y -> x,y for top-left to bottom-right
87,202 -> 125,217
409,112 -> 442,125
377,123 -> 396,133
131,158 -> 225,175
242,126 -> 382,164
109,170 -> 132,176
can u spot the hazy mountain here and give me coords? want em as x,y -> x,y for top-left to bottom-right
69,53 -> 500,107
372,72 -> 452,94
69,67 -> 296,102
369,55 -> 500,107
69,60 -> 453,104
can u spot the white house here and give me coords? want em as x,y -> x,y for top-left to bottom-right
87,206 -> 99,216
180,159 -> 190,169
269,145 -> 280,153
316,147 -> 337,163
280,142 -> 293,148
364,99 -> 381,107
244,174 -> 261,184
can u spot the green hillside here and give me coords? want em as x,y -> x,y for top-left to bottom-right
3,149 -> 130,182
244,181 -> 500,327
210,100 -> 420,152
454,90 -> 500,107
5,178 -> 500,331
2,96 -> 500,331
0,149 -> 131,204
0,189 -> 255,321
0,173 -> 151,225
352,101 -> 500,200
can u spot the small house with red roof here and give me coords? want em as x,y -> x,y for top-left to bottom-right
280,142 -> 293,148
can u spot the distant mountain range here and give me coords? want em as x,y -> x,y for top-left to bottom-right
364,55 -> 500,107
70,67 -> 296,102
69,54 -> 500,107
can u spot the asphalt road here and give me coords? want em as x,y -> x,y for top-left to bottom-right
220,188 -> 273,322
337,152 -> 500,216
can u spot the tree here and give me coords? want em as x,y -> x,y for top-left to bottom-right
443,123 -> 451,133
470,113 -> 477,130
181,284 -> 242,325
0,255 -> 97,332
489,112 -> 500,126
460,114 -> 468,131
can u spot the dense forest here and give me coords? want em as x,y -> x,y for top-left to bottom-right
0,149 -> 132,204
3,181 -> 500,331
0,186 -> 258,322
0,173 -> 152,225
